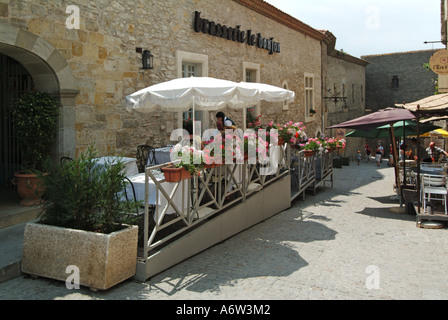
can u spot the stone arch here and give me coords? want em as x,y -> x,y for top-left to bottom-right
0,21 -> 78,158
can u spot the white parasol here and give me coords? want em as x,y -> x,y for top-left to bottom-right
125,76 -> 295,140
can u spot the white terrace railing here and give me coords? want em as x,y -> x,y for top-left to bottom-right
139,145 -> 287,257
135,145 -> 334,280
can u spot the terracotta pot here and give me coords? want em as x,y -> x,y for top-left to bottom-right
303,150 -> 315,157
203,162 -> 224,169
278,137 -> 285,146
12,171 -> 46,206
161,165 -> 192,182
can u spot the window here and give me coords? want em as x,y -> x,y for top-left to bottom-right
182,62 -> 202,131
176,51 -> 209,132
392,76 -> 399,89
305,74 -> 314,118
246,70 -> 256,83
245,70 -> 257,128
352,84 -> 355,103
361,85 -> 364,103
243,62 -> 260,129
282,81 -> 289,110
182,63 -> 197,78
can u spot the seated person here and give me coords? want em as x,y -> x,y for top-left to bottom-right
405,149 -> 415,161
210,119 -> 224,140
216,111 -> 237,130
425,141 -> 448,163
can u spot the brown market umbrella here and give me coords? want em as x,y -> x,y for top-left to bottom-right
328,107 -> 416,208
327,107 -> 416,130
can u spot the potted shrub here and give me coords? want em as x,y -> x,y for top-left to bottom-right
11,91 -> 59,205
21,146 -> 141,291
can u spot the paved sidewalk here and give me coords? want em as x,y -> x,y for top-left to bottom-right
1,159 -> 448,300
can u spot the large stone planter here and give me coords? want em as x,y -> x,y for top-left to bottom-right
21,222 -> 138,291
341,157 -> 350,166
333,158 -> 342,168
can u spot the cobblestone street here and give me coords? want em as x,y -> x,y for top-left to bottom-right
2,159 -> 448,300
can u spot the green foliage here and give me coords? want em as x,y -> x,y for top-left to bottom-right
38,146 -> 141,234
12,92 -> 59,171
423,62 -> 439,95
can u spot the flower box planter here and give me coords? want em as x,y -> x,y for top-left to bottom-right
303,150 -> 315,157
203,162 -> 224,169
278,137 -> 285,146
21,222 -> 138,291
161,165 -> 192,182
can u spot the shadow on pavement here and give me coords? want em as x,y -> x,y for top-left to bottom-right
138,211 -> 338,296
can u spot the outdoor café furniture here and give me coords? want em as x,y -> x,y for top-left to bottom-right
421,173 -> 448,215
419,163 -> 446,176
399,160 -> 417,186
125,170 -> 188,216
137,145 -> 156,172
153,146 -> 172,165
95,156 -> 139,177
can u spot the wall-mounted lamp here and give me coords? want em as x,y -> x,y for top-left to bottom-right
142,50 -> 154,69
136,48 -> 154,70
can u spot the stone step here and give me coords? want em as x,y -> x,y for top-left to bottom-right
0,222 -> 28,284
0,207 -> 40,230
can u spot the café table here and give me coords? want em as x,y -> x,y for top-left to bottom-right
418,164 -> 446,176
153,147 -> 173,165
95,156 -> 139,177
125,170 -> 189,216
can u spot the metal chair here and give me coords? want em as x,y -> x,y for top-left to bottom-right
60,156 -> 74,168
136,145 -> 156,173
421,174 -> 448,215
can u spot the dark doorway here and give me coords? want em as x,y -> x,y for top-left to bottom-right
0,53 -> 35,189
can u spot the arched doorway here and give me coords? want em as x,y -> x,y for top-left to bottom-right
0,22 -> 78,194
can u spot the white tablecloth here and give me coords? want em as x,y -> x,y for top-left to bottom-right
95,156 -> 139,177
126,171 -> 188,215
153,147 -> 173,165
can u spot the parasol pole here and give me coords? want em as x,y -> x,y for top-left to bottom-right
192,96 -> 198,150
403,121 -> 406,188
390,123 -> 401,206
416,106 -> 421,214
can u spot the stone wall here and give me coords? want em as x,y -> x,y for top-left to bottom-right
362,50 -> 438,112
1,0 -> 324,157
325,52 -> 367,158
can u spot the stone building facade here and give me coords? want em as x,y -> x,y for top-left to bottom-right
0,0 -> 327,158
0,0 -> 367,188
322,31 -> 369,157
362,50 -> 438,112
